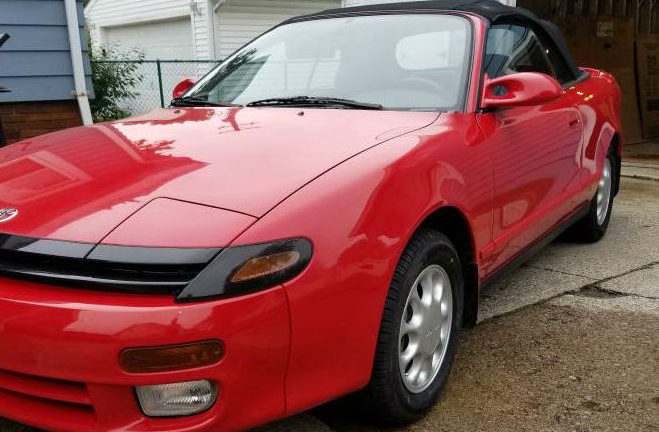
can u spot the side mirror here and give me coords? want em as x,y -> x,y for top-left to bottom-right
172,78 -> 197,100
481,72 -> 562,109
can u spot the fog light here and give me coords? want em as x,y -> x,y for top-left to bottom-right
136,380 -> 217,417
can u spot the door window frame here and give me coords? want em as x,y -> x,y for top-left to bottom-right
481,18 -> 589,92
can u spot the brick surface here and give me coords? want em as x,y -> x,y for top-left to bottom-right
0,101 -> 82,145
0,105 -> 14,115
13,101 -> 78,114
19,129 -> 56,139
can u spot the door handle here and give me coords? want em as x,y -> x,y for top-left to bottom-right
569,118 -> 581,128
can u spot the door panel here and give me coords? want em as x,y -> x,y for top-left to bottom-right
478,96 -> 583,272
479,22 -> 585,274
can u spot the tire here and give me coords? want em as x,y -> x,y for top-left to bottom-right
364,229 -> 464,425
571,145 -> 618,243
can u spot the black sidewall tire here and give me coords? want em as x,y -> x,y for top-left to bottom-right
571,146 -> 618,243
367,230 -> 464,424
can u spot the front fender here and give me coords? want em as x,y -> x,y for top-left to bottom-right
232,113 -> 493,415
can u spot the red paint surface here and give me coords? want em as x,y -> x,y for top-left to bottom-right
100,198 -> 257,248
0,14 -> 621,432
481,72 -> 563,108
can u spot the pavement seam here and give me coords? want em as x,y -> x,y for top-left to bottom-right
477,260 -> 659,324
523,263 -> 598,280
573,286 -> 659,300
590,260 -> 659,285
574,284 -> 633,298
620,173 -> 659,182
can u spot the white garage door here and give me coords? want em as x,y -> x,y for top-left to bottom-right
215,0 -> 340,59
105,18 -> 193,60
104,18 -> 197,115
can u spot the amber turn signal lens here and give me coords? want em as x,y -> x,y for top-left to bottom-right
230,251 -> 301,283
120,340 -> 223,373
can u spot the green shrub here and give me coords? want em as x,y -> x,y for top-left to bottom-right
89,47 -> 144,122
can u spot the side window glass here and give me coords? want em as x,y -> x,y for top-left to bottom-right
485,24 -> 555,80
545,44 -> 575,84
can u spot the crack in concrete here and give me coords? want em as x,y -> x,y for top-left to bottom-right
524,263 -> 598,280
620,173 -> 659,182
529,260 -> 659,300
478,260 -> 659,324
574,286 -> 659,300
589,260 -> 659,286
573,284 -> 632,298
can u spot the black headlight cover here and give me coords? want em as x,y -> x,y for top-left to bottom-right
176,238 -> 313,302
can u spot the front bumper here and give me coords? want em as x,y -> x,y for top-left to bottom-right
0,276 -> 290,431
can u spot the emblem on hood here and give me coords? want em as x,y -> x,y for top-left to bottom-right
0,208 -> 18,223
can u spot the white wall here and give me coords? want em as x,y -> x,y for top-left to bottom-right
213,0 -> 340,59
87,0 -> 341,61
85,0 -> 211,59
86,0 -> 517,60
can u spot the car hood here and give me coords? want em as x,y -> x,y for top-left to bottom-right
0,107 -> 437,245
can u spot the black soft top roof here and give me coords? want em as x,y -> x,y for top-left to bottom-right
284,0 -> 582,80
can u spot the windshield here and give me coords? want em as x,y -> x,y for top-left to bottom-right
184,14 -> 472,111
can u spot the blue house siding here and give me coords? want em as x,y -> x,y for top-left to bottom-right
0,0 -> 94,103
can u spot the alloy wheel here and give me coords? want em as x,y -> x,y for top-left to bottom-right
596,158 -> 613,226
398,265 -> 453,394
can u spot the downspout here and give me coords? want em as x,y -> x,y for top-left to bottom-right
64,0 -> 93,125
208,0 -> 218,60
211,0 -> 227,60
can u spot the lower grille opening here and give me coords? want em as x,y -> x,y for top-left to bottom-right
0,368 -> 97,430
0,386 -> 97,431
0,368 -> 92,407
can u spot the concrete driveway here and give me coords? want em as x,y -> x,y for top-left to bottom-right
1,177 -> 658,432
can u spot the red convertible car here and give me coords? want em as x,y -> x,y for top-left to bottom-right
0,1 -> 621,431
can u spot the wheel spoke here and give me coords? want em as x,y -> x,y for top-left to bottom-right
433,279 -> 444,304
420,273 -> 433,293
402,316 -> 421,333
409,293 -> 422,311
422,356 -> 433,380
440,300 -> 449,318
401,341 -> 419,363
416,357 -> 430,385
407,354 -> 423,384
419,274 -> 434,309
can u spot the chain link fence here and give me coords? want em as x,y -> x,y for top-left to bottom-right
92,60 -> 220,115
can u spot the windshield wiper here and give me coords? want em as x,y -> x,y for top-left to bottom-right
170,94 -> 240,107
246,96 -> 383,110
